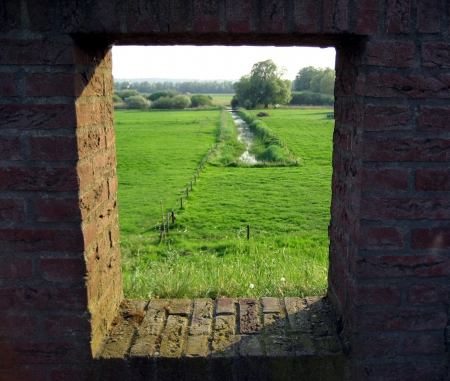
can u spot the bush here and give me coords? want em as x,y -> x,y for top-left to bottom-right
115,90 -> 140,100
171,95 -> 191,109
112,94 -> 123,103
125,95 -> 150,109
147,90 -> 179,101
190,94 -> 213,108
151,96 -> 174,109
289,91 -> 333,106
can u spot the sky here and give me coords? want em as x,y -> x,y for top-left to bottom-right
112,45 -> 336,81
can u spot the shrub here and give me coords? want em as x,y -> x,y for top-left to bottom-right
125,95 -> 150,109
148,90 -> 179,101
113,94 -> 123,103
190,94 -> 213,108
115,90 -> 140,100
151,96 -> 174,109
289,91 -> 333,106
171,95 -> 191,109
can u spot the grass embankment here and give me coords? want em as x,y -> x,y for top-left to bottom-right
115,108 -> 334,299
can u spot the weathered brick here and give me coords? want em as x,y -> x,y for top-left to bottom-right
0,315 -> 37,337
422,43 -> 450,68
294,0 -> 320,33
386,0 -> 411,34
40,258 -> 86,282
402,334 -> 445,355
0,1 -> 21,32
363,105 -> 412,131
0,257 -> 33,279
0,137 -> 21,160
418,106 -> 450,131
361,73 -> 450,99
361,136 -> 450,162
352,333 -> 398,358
215,298 -> 235,315
0,370 -> 48,381
168,299 -> 192,316
34,198 -> 81,222
366,41 -> 414,67
261,297 -> 280,313
126,0 -> 156,33
355,309 -> 447,332
0,73 -> 18,96
0,228 -> 84,253
417,0 -> 440,33
51,369 -> 96,381
0,167 -> 79,191
356,253 -> 450,278
356,0 -> 378,35
225,0 -> 251,33
45,315 -> 90,337
239,299 -> 261,334
190,298 -> 212,335
194,0 -> 220,33
157,0 -> 191,33
0,199 -> 26,222
351,284 -> 402,306
323,0 -> 349,33
30,136 -> 78,161
260,0 -> 285,33
77,128 -> 106,159
26,74 -> 75,97
408,284 -> 450,305
0,104 -> 77,130
360,227 -> 404,250
416,169 -> 450,191
93,150 -> 117,177
360,168 -> 408,191
363,197 -> 450,220
412,228 -> 450,250
79,182 -> 108,219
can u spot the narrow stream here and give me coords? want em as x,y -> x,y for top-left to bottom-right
228,110 -> 259,164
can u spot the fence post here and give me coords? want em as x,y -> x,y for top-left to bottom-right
186,187 -> 189,197
247,225 -> 250,240
180,197 -> 183,209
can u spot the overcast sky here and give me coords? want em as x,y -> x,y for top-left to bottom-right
112,45 -> 336,81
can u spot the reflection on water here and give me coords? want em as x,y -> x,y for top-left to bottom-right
229,111 -> 259,164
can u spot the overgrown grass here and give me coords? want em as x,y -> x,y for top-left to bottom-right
116,108 -> 334,299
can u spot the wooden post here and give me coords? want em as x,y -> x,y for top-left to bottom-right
247,225 -> 250,240
190,181 -> 193,190
186,187 -> 189,197
159,201 -> 165,244
180,197 -> 183,209
166,211 -> 170,235
171,210 -> 176,224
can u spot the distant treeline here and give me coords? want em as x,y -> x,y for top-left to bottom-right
289,91 -> 333,106
114,80 -> 235,94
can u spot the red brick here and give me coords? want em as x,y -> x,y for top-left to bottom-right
360,227 -> 404,249
88,1 -> 122,32
408,284 -> 450,305
386,0 -> 411,34
362,197 -> 450,220
363,105 -> 412,131
75,72 -> 106,97
194,0 -> 220,33
0,2 -> 21,33
0,104 -> 77,130
0,137 -> 21,160
333,127 -> 351,150
40,258 -> 86,282
0,287 -> 87,310
422,43 -> 450,68
323,0 -> 349,33
225,0 -> 251,33
30,136 -> 78,161
51,370 -> 96,381
360,168 -> 408,191
0,228 -> 84,253
0,315 -> 37,337
105,127 -> 115,148
361,136 -> 450,162
412,228 -> 450,250
351,284 -> 402,306
260,0 -> 285,33
108,175 -> 119,198
416,169 -> 450,191
0,73 -> 18,96
0,199 -> 26,222
0,370 -> 48,381
403,334 -> 445,355
93,150 -> 117,177
418,106 -> 450,131
366,41 -> 414,67
361,73 -> 450,99
356,253 -> 450,278
332,149 -> 341,172
26,74 -> 75,97
356,0 -> 379,35
332,175 -> 349,205
77,161 -> 94,190
355,309 -> 447,332
75,102 -> 113,128
157,1 -> 191,33
45,315 -> 90,337
336,100 -> 363,127
126,0 -> 156,33
352,333 -> 398,358
34,198 -> 81,222
0,167 -> 79,191
417,0 -> 440,33
0,257 -> 33,278
294,0 -> 320,33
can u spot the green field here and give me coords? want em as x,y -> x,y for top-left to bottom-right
115,108 -> 334,299
209,93 -> 234,106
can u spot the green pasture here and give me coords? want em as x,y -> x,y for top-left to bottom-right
209,93 -> 234,106
114,108 -> 334,299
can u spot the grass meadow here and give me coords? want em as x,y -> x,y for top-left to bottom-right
115,108 -> 334,299
209,93 -> 234,106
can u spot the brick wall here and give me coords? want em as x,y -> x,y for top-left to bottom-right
0,1 -> 449,380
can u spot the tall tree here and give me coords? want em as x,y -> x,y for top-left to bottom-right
293,66 -> 321,91
233,59 -> 291,109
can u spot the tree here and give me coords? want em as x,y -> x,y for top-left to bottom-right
234,59 -> 291,109
293,66 -> 321,91
190,94 -> 213,108
171,95 -> 191,109
319,69 -> 335,95
125,95 -> 150,109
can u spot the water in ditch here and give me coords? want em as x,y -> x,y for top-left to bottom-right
228,110 -> 259,164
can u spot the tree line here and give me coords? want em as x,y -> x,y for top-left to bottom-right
114,80 -> 235,94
